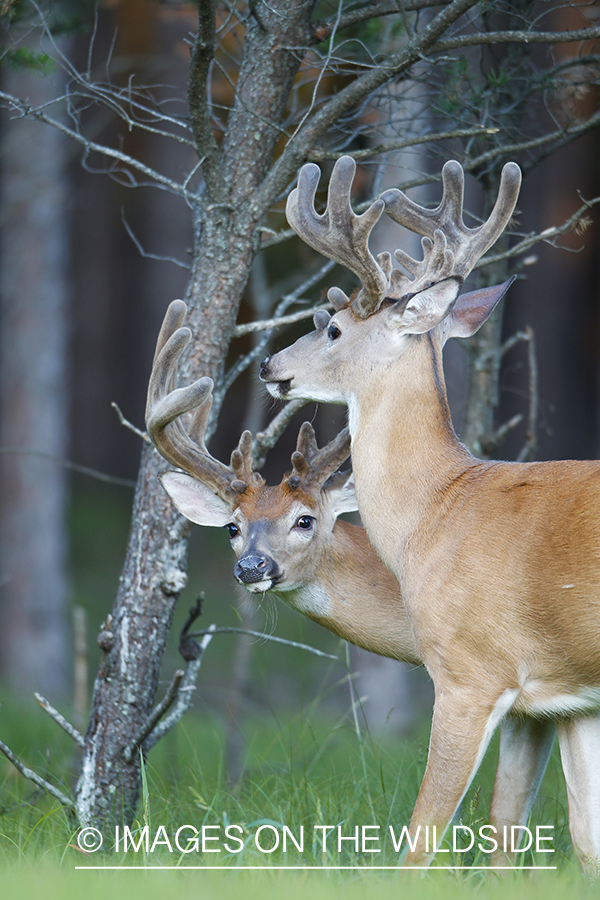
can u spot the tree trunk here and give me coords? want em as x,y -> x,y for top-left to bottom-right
461,0 -> 536,457
76,0 -> 315,830
461,230 -> 510,456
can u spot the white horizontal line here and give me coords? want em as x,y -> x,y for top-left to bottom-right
74,865 -> 558,871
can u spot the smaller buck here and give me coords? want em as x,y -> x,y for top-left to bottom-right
146,299 -> 559,867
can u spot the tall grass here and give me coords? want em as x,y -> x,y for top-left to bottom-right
0,690 -> 581,898
0,481 -> 585,894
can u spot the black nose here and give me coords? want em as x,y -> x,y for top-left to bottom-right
234,554 -> 276,585
259,356 -> 271,379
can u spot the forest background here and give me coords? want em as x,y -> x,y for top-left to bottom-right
0,0 -> 600,882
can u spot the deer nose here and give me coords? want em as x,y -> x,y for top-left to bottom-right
259,356 -> 271,379
234,554 -> 276,585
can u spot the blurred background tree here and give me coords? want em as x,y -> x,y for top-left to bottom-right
0,0 -> 599,829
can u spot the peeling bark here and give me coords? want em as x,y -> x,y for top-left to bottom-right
76,0 -> 316,830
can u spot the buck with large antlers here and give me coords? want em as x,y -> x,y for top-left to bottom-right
259,157 -> 600,872
149,300 -> 563,868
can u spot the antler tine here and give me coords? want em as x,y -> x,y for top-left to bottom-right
146,301 -> 246,501
295,421 -> 319,460
152,298 -> 187,365
286,156 -> 391,318
381,161 -> 521,299
231,431 -> 264,489
146,326 -> 211,440
187,390 -> 213,451
287,423 -> 351,491
311,425 -> 352,485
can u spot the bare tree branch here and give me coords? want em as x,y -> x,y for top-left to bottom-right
111,402 -> 151,444
188,0 -> 227,201
252,399 -> 312,470
34,693 -> 85,749
517,328 -> 539,463
143,610 -> 216,751
189,627 -> 339,660
433,24 -> 600,53
0,90 -> 194,201
475,194 -> 600,270
260,0 -> 481,206
123,669 -> 185,763
481,413 -> 523,456
309,125 -> 500,162
0,448 -> 136,488
311,0 -> 450,44
233,302 -> 331,336
120,210 -> 191,270
0,737 -> 75,810
466,110 -> 600,178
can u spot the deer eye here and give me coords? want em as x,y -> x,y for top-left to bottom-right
295,515 -> 315,530
327,323 -> 341,341
225,523 -> 240,539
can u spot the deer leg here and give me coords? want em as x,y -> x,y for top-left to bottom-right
402,686 -> 518,867
556,713 -> 600,876
489,716 -> 556,867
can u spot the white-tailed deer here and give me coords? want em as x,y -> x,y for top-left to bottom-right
259,156 -> 600,872
147,300 -> 558,868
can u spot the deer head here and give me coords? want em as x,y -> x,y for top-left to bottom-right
146,301 -> 356,594
260,156 -> 520,406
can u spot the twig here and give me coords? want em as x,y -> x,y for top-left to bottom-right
189,627 -> 338,660
476,195 -> 600,269
120,210 -> 191,270
311,0 -> 446,44
123,669 -> 185,763
0,90 -> 193,201
309,125 -> 499,162
111,402 -> 151,443
233,303 -> 332,337
433,24 -> 600,54
482,328 -> 539,459
0,737 -> 75,810
34,693 -> 85,749
261,0 -> 481,207
0,447 -> 136,488
144,607 -> 216,751
188,0 -> 227,201
500,330 -> 532,360
482,414 -> 523,456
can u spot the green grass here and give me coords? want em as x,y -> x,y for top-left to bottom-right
0,484 -> 590,896
0,866 -> 596,900
0,697 -> 583,899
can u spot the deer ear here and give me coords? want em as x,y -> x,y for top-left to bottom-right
390,278 -> 461,335
324,470 -> 358,517
313,308 -> 331,330
159,471 -> 232,526
444,277 -> 516,340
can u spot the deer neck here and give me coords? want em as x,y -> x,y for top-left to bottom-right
348,332 -> 473,570
283,520 -> 420,663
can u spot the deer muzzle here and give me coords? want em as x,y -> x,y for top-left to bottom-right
233,553 -> 281,592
